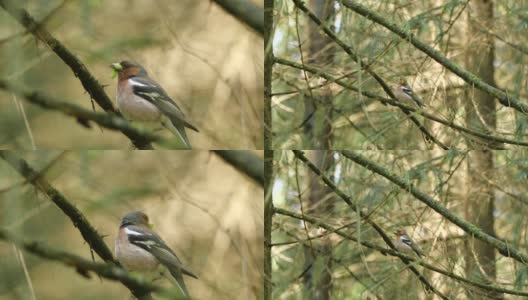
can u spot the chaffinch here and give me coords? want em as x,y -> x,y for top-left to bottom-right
115,211 -> 198,298
394,228 -> 425,258
110,61 -> 199,149
394,81 -> 425,108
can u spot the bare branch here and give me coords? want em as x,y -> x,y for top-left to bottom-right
291,150 -> 445,298
0,151 -> 153,299
0,0 -> 153,149
291,0 -> 447,149
0,80 -> 161,146
212,0 -> 263,36
276,57 -> 526,148
212,150 -> 264,187
274,207 -> 528,297
340,150 -> 528,264
0,228 -> 160,298
340,0 -> 528,114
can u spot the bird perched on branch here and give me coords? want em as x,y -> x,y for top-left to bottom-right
394,81 -> 425,108
115,211 -> 198,299
395,228 -> 425,258
110,61 -> 199,149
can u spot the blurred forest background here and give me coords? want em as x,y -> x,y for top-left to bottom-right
0,0 -> 263,149
270,150 -> 528,299
270,0 -> 528,149
0,150 -> 263,299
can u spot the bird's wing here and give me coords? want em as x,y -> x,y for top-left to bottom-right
401,85 -> 413,95
411,243 -> 424,257
402,85 -> 425,107
125,226 -> 198,279
400,235 -> 413,248
128,76 -> 199,132
401,235 -> 424,257
410,94 -> 425,107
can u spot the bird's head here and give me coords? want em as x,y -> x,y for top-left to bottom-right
394,228 -> 406,236
120,211 -> 153,229
110,60 -> 147,79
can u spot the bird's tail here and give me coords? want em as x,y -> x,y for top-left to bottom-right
161,116 -> 192,149
166,268 -> 191,299
411,244 -> 425,258
411,94 -> 426,108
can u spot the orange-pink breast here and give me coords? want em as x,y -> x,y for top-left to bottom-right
115,229 -> 159,272
116,79 -> 162,122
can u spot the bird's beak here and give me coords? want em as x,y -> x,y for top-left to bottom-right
110,63 -> 122,79
110,62 -> 122,71
148,223 -> 154,229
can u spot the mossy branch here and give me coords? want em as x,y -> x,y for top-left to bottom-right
0,0 -> 153,149
0,151 -> 153,299
274,207 -> 528,297
291,150 -> 445,297
0,228 -> 159,298
0,80 -> 161,146
276,57 -> 525,148
341,0 -> 528,114
340,150 -> 528,264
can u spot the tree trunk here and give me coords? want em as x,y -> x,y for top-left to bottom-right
465,0 -> 497,148
303,0 -> 335,149
264,0 -> 273,297
303,150 -> 334,300
464,1 -> 501,299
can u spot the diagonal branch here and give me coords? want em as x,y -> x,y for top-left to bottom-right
0,80 -> 161,144
290,150 -> 446,297
292,151 -> 393,247
341,0 -> 528,114
0,0 -> 153,149
275,57 -> 526,148
212,150 -> 264,187
211,0 -> 264,36
340,150 -> 528,264
0,151 -> 152,299
0,228 -> 160,296
291,0 -> 447,149
274,207 -> 528,297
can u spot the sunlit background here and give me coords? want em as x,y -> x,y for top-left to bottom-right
0,151 -> 263,299
0,0 -> 263,149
